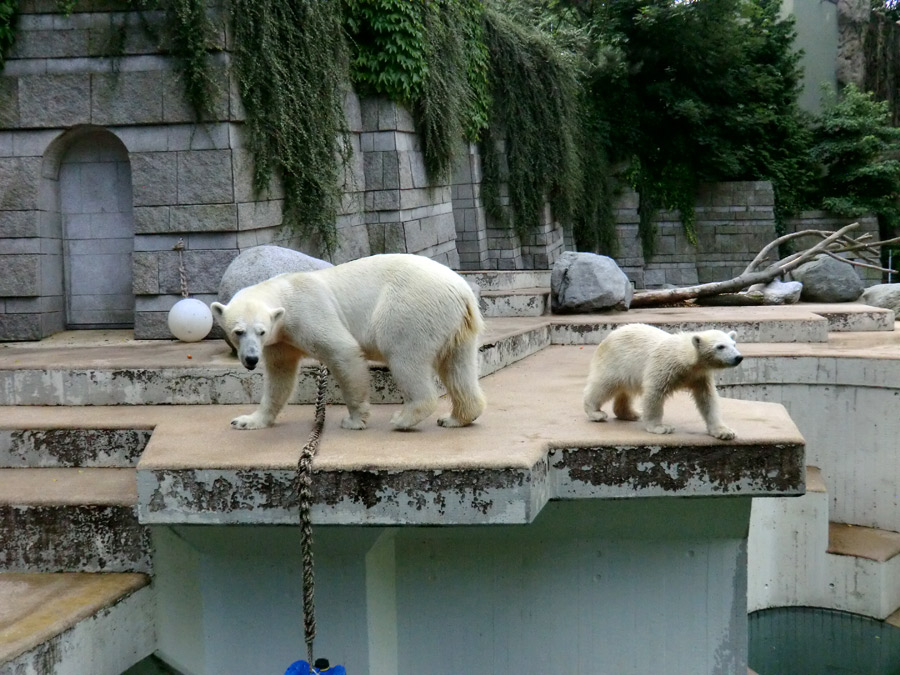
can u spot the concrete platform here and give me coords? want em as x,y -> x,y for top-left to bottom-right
0,346 -> 805,526
0,572 -> 153,673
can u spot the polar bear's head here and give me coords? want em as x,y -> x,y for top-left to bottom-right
692,330 -> 743,369
210,292 -> 285,371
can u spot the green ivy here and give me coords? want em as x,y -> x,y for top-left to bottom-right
231,0 -> 350,255
344,0 -> 489,180
0,0 -> 17,70
343,0 -> 428,103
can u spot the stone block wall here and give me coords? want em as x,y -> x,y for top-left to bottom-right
612,182 -> 777,289
360,98 -> 458,268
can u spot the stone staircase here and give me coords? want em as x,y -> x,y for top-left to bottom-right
0,421 -> 154,673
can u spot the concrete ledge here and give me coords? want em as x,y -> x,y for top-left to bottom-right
479,288 -> 550,317
128,347 -> 804,525
0,468 -> 150,573
0,573 -> 153,672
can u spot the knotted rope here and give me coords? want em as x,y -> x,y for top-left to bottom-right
298,364 -> 329,665
173,238 -> 189,298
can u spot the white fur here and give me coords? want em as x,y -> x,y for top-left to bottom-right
211,253 -> 486,431
583,323 -> 743,440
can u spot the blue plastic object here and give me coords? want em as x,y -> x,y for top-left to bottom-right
284,659 -> 346,675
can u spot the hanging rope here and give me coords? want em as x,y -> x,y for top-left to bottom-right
297,364 -> 329,665
173,238 -> 189,298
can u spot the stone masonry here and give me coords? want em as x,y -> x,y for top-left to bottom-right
614,182 -> 778,289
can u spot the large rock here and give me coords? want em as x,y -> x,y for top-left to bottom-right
217,245 -> 332,304
551,251 -> 633,313
860,283 -> 900,315
789,255 -> 863,303
747,279 -> 803,305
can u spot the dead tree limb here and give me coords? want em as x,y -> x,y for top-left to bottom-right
630,222 -> 897,308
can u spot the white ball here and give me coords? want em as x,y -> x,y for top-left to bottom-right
167,298 -> 213,342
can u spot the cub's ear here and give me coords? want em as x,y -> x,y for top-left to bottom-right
210,302 -> 226,319
727,331 -> 737,341
692,334 -> 702,348
271,307 -> 286,324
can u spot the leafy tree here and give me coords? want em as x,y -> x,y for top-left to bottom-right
811,83 -> 900,242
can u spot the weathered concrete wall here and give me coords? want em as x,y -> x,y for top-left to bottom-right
783,0 -> 839,113
151,498 -> 752,675
720,354 -> 900,532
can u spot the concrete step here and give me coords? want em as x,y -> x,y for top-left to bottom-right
0,427 -> 151,468
0,319 -> 547,406
479,288 -> 550,317
748,466 -> 829,612
459,270 -> 551,291
826,522 -> 900,620
0,572 -> 154,674
0,468 -> 151,573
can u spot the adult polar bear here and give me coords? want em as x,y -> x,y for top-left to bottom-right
211,253 -> 486,431
583,323 -> 743,439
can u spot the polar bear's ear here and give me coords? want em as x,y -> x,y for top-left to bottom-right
271,307 -> 286,325
692,334 -> 702,348
727,331 -> 737,341
210,302 -> 226,319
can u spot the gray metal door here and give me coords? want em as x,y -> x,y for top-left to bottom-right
60,132 -> 134,328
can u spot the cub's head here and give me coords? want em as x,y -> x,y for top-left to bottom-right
692,329 -> 743,369
210,292 -> 285,371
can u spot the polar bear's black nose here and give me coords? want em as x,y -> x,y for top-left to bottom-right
734,355 -> 743,365
244,355 -> 258,370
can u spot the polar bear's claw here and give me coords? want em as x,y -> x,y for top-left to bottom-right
586,409 -> 608,422
437,415 -> 465,428
341,416 -> 367,430
231,414 -> 269,430
710,425 -> 736,440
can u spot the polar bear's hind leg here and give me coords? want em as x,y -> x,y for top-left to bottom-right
387,357 -> 439,430
436,333 -> 485,428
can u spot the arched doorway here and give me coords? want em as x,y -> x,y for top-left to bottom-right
58,130 -> 135,328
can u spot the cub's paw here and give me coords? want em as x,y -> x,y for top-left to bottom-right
231,414 -> 270,430
437,415 -> 466,428
340,416 -> 367,430
586,410 -> 608,423
645,423 -> 674,435
709,425 -> 736,441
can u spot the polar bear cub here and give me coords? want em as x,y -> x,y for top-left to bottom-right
583,323 -> 743,439
210,253 -> 486,431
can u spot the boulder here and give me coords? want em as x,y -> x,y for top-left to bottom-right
746,279 -> 803,305
551,251 -> 633,313
217,245 -> 332,304
860,283 -> 900,315
788,255 -> 863,303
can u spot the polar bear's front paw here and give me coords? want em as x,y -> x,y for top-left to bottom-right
231,413 -> 271,430
437,415 -> 465,428
709,425 -> 736,440
341,416 -> 367,430
586,409 -> 608,422
645,423 -> 674,435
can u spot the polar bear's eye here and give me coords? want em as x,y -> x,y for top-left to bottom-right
258,329 -> 266,336
233,328 -> 245,337
716,344 -> 726,350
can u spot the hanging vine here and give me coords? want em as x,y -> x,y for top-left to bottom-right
480,8 -> 583,240
230,0 -> 350,255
